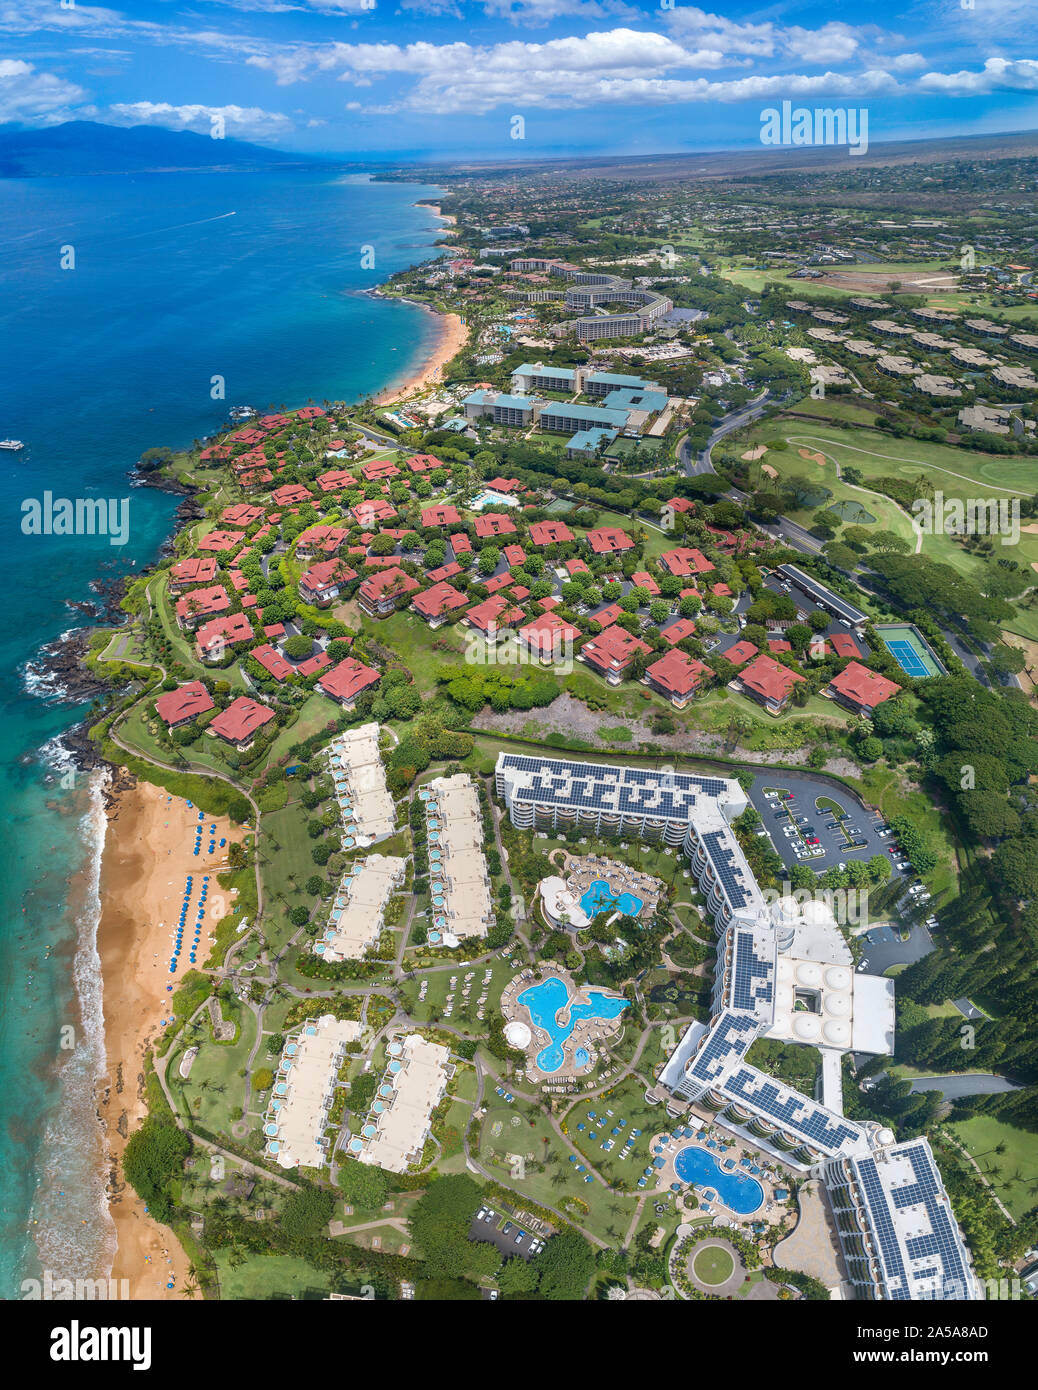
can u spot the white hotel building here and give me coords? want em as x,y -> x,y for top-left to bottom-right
263,1015 -> 362,1171
494,751 -> 978,1301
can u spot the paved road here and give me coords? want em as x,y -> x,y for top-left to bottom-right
858,922 -> 934,974
907,1074 -> 1021,1099
680,392 -> 770,476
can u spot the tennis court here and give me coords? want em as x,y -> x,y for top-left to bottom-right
877,624 -> 943,679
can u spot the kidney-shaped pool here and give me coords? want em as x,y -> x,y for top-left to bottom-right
674,1145 -> 764,1214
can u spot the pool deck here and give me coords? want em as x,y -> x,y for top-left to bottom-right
500,966 -> 628,1086
554,851 -> 663,920
648,1122 -> 790,1232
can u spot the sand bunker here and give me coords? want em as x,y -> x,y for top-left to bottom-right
761,463 -> 778,480
741,445 -> 768,460
798,449 -> 828,466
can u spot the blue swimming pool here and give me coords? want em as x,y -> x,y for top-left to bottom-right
517,976 -> 628,1074
674,1145 -> 764,1214
580,879 -> 643,919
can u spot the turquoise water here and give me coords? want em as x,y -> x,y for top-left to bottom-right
580,880 -> 643,919
470,489 -> 520,509
674,1146 -> 764,1214
0,167 -> 446,1294
517,976 -> 628,1074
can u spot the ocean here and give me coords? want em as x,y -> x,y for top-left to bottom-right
0,166 -> 447,1295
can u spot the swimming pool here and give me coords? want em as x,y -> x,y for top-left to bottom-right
580,879 -> 643,919
470,488 -> 520,510
517,976 -> 628,1074
674,1145 -> 764,1214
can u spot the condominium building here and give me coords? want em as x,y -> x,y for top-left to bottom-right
352,1034 -> 453,1173
324,723 -> 396,845
424,774 -> 494,941
316,853 -> 406,962
263,1015 -> 363,1170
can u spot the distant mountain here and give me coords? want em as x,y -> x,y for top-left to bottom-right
0,121 -> 318,178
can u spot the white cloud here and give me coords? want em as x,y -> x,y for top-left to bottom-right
0,57 -> 86,121
103,100 -> 294,139
919,57 -> 1038,95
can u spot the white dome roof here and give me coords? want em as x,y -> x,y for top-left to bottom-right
504,1020 -> 532,1048
793,1014 -> 822,1041
823,1019 -> 851,1047
826,992 -> 851,1018
776,958 -> 795,983
878,1127 -> 896,1146
826,965 -> 852,990
770,1011 -> 791,1036
796,961 -> 822,987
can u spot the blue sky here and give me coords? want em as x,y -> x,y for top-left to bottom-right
2,0 -> 1038,158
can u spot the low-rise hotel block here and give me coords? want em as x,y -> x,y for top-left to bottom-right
316,854 -> 406,962
264,1015 -> 362,1170
323,723 -> 396,846
424,773 -> 494,942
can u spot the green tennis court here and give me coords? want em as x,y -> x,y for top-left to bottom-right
876,624 -> 943,679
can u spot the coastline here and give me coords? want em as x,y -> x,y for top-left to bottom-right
97,774 -> 242,1300
372,297 -> 469,405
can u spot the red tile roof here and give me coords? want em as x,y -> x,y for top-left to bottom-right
661,618 -> 697,645
358,567 -> 420,605
631,570 -> 661,596
529,520 -> 575,546
564,557 -> 590,576
197,528 -> 244,554
210,696 -> 274,744
295,523 -> 348,555
422,504 -> 463,528
220,503 -> 265,527
485,476 -> 524,493
297,650 -> 333,677
405,453 -> 442,473
829,632 -> 863,659
412,581 -> 469,621
503,544 -> 527,567
723,640 -> 759,669
318,657 -> 381,704
474,513 -> 518,539
646,650 -> 708,699
427,561 -> 463,582
155,680 -> 214,726
767,637 -> 792,654
450,532 -> 473,555
660,547 -> 712,578
271,484 -> 314,506
830,661 -> 900,709
586,526 -> 634,555
465,594 -> 524,633
251,643 -> 294,682
316,468 -> 359,493
351,498 -> 397,525
582,624 -> 651,674
740,653 -> 805,705
176,584 -> 230,626
362,459 -> 401,481
195,612 -> 254,657
170,556 -> 217,588
518,612 -> 581,658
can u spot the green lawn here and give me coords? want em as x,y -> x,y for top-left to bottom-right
692,1242 -> 735,1285
947,1115 -> 1038,1222
211,1251 -> 338,1300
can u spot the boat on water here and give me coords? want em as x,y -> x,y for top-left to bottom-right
0,439 -> 24,450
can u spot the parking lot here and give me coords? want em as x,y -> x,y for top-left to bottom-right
467,1207 -> 545,1263
747,774 -> 895,876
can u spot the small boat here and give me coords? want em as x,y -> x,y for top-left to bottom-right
0,439 -> 24,450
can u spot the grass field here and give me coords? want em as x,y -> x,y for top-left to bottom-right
211,1251 -> 337,1300
947,1115 -> 1038,1222
692,1242 -> 735,1285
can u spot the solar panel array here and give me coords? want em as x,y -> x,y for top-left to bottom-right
499,753 -> 729,824
685,1010 -> 758,1086
702,828 -> 754,910
776,563 -> 867,624
731,929 -> 775,1019
850,1143 -> 977,1300
723,1065 -> 864,1154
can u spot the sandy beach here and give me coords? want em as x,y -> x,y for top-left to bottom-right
97,774 -> 242,1300
376,303 -> 469,404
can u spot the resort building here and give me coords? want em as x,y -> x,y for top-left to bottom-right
644,649 -> 708,709
352,1034 -> 453,1174
494,749 -> 973,1297
323,723 -> 396,845
317,657 -> 380,708
411,580 -> 469,627
824,1140 -> 979,1300
316,854 -> 406,961
517,613 -> 581,664
175,584 -> 230,630
423,774 -> 494,942
358,567 -> 420,620
155,680 -> 214,728
828,661 -> 901,715
737,653 -> 806,712
263,1015 -> 362,1170
168,556 -> 218,593
209,696 -> 274,749
580,625 -> 651,683
195,612 -> 254,661
299,559 -> 356,607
